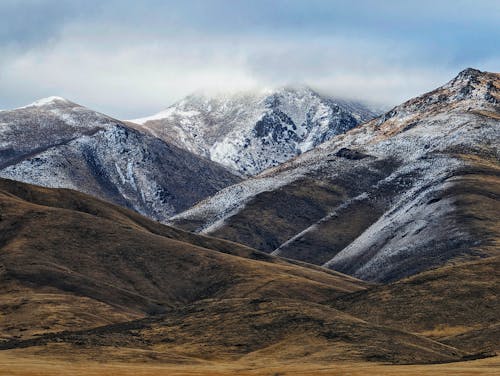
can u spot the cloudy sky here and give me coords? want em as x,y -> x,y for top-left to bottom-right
1,0 -> 499,118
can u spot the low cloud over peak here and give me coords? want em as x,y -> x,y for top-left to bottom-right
1,0 -> 499,118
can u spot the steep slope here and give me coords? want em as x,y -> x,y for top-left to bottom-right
170,68 -> 500,282
0,178 -> 473,364
0,97 -> 241,220
130,87 -> 376,175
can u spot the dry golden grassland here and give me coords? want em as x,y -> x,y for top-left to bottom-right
0,351 -> 498,376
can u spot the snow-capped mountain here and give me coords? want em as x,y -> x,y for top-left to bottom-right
0,97 -> 241,220
170,68 -> 500,282
130,87 -> 377,175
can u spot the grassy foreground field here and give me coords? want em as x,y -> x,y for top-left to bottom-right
0,351 -> 498,376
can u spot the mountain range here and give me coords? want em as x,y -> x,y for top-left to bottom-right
0,68 -> 498,373
0,89 -> 374,220
0,96 -> 241,221
170,68 -> 500,282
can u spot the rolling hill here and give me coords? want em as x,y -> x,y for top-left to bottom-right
333,256 -> 500,353
1,178 -> 494,366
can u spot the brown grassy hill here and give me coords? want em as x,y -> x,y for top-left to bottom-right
333,256 -> 500,353
0,178 -> 366,337
0,298 -> 470,365
0,178 -> 482,365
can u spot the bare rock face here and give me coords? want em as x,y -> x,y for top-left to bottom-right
170,69 -> 500,282
0,97 -> 241,221
130,87 -> 377,175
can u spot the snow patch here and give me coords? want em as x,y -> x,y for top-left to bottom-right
22,96 -> 70,108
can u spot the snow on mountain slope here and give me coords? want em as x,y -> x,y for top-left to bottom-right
0,97 -> 113,168
170,68 -> 500,282
0,98 -> 241,220
130,87 -> 377,175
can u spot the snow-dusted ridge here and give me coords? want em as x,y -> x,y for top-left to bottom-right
0,96 -> 241,221
170,68 -> 500,281
0,96 -> 72,113
130,86 -> 377,175
23,96 -> 71,108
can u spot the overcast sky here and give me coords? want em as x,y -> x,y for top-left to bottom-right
1,0 -> 499,118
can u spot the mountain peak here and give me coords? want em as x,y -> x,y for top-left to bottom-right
24,96 -> 72,108
131,88 -> 377,174
447,67 -> 500,90
455,67 -> 483,80
447,67 -> 485,90
458,67 -> 483,76
378,69 -> 499,125
440,68 -> 498,104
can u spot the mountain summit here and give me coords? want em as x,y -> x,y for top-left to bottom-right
170,68 -> 500,282
130,87 -> 377,175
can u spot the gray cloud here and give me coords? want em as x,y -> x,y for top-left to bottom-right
1,1 -> 499,118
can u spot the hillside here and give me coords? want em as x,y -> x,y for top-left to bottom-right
130,87 -> 376,175
333,256 -> 500,353
0,178 -> 489,366
0,97 -> 240,220
170,68 -> 500,282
